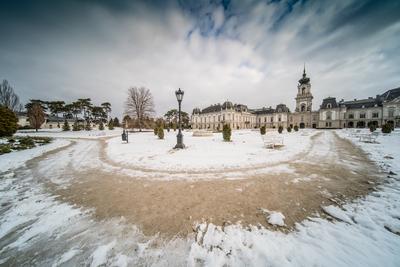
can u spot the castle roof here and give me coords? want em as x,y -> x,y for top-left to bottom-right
320,97 -> 338,109
379,87 -> 400,102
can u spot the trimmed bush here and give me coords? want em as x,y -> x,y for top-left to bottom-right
260,126 -> 266,135
18,136 -> 35,149
154,126 -> 158,135
294,125 -> 299,131
381,124 -> 392,134
287,126 -> 292,132
157,126 -> 164,139
85,122 -> 92,131
32,136 -> 51,144
108,121 -> 114,130
222,124 -> 231,141
369,124 -> 376,132
72,122 -> 80,131
0,144 -> 12,155
98,122 -> 104,130
0,106 -> 18,137
62,120 -> 70,131
278,126 -> 283,134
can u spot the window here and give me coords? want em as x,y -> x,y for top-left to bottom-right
302,88 -> 305,94
348,114 -> 354,119
327,103 -> 332,109
372,112 -> 379,118
326,111 -> 332,120
264,117 -> 266,122
278,115 -> 281,122
359,113 -> 366,119
388,108 -> 395,118
301,104 -> 306,112
270,117 -> 273,122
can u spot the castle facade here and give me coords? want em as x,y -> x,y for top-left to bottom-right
191,68 -> 400,130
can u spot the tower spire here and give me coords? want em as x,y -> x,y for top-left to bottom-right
303,63 -> 306,77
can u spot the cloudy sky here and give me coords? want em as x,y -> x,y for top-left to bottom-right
1,0 -> 399,117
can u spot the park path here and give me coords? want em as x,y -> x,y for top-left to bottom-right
0,131 -> 382,265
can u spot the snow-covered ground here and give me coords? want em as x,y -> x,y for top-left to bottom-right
16,128 -> 122,139
189,129 -> 400,266
0,139 -> 70,172
0,129 -> 399,266
106,129 -> 317,171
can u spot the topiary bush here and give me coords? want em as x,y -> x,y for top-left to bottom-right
381,124 -> 392,134
260,126 -> 266,135
72,122 -> 80,131
157,126 -> 164,139
85,123 -> 92,131
369,124 -> 376,132
99,122 -> 104,130
0,144 -> 12,155
18,136 -> 35,149
108,121 -> 114,130
294,125 -> 299,131
222,124 -> 231,141
62,120 -> 70,131
0,106 -> 18,137
287,126 -> 292,132
278,126 -> 283,134
154,126 -> 158,135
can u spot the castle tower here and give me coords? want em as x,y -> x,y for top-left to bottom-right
295,65 -> 313,112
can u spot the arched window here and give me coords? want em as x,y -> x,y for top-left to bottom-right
302,87 -> 306,94
301,104 -> 306,112
326,111 -> 332,120
327,103 -> 332,109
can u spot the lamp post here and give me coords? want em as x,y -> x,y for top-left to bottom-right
174,88 -> 185,149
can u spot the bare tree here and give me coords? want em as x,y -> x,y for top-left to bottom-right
0,80 -> 20,112
125,87 -> 154,131
27,103 -> 45,132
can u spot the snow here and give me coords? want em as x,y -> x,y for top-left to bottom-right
106,129 -> 317,171
188,129 -> 400,266
261,209 -> 286,226
0,138 -> 70,172
1,128 -> 399,266
16,128 -> 122,139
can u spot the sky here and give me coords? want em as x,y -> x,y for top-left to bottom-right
1,0 -> 400,118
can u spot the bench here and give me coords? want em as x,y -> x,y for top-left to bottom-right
261,135 -> 284,149
359,133 -> 377,143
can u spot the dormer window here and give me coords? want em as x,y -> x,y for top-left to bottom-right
327,103 -> 332,109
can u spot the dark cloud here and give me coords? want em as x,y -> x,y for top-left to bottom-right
0,0 -> 399,118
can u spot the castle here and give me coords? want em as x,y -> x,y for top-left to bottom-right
191,67 -> 400,130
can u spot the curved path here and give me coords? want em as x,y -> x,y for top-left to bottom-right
0,131 -> 382,265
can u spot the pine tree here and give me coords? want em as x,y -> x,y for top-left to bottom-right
0,106 -> 18,137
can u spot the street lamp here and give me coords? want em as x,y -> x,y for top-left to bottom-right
174,88 -> 185,149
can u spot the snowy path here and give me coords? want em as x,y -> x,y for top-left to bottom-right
0,130 -> 399,266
